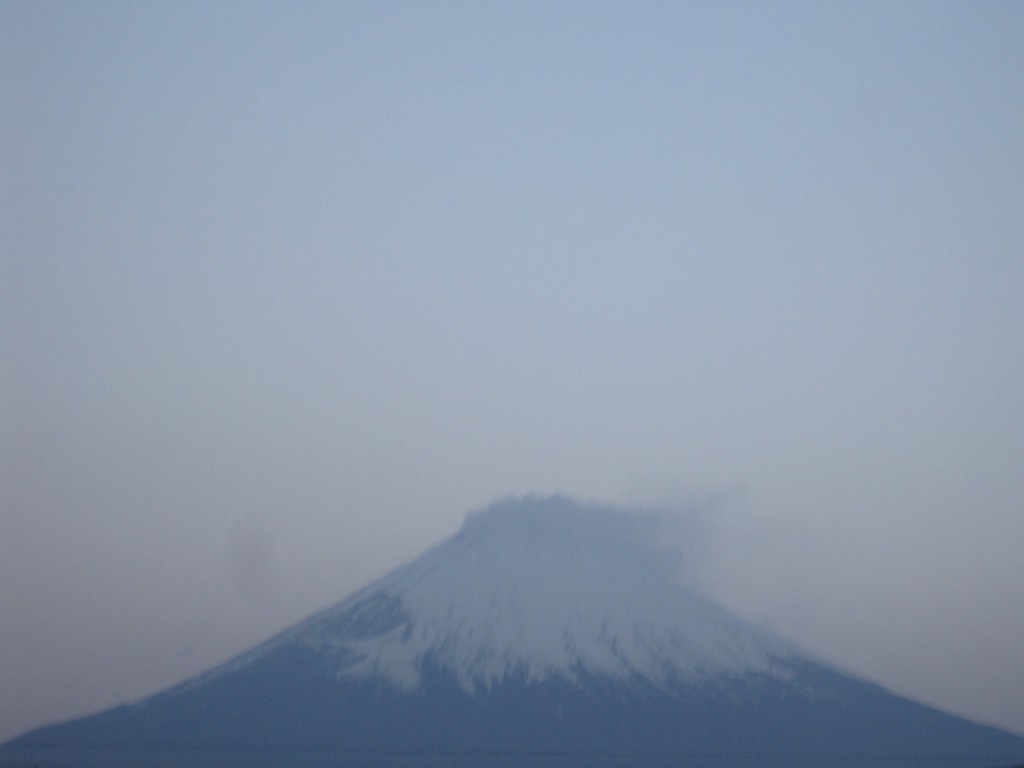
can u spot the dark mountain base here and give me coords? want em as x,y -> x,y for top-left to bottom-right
8,648 -> 1023,763
1,749 -> 1021,768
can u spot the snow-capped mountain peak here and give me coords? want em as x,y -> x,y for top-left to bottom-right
11,496 -> 1024,763
289,497 -> 795,693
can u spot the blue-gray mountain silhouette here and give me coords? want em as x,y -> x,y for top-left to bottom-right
7,497 -> 1024,763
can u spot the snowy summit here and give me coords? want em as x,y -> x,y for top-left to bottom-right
278,496 -> 795,692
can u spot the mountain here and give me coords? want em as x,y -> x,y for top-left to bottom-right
5,496 -> 1024,766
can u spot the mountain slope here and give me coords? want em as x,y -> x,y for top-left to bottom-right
7,497 -> 1024,762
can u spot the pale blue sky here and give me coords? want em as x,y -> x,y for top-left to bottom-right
2,0 -> 1023,740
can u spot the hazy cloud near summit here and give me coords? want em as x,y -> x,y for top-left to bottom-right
463,494 -> 722,596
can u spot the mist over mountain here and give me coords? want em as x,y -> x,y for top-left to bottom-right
5,497 -> 1023,765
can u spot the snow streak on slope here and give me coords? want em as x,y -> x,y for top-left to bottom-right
271,497 -> 800,694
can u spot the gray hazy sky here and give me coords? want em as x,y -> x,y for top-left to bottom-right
2,0 -> 1023,741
